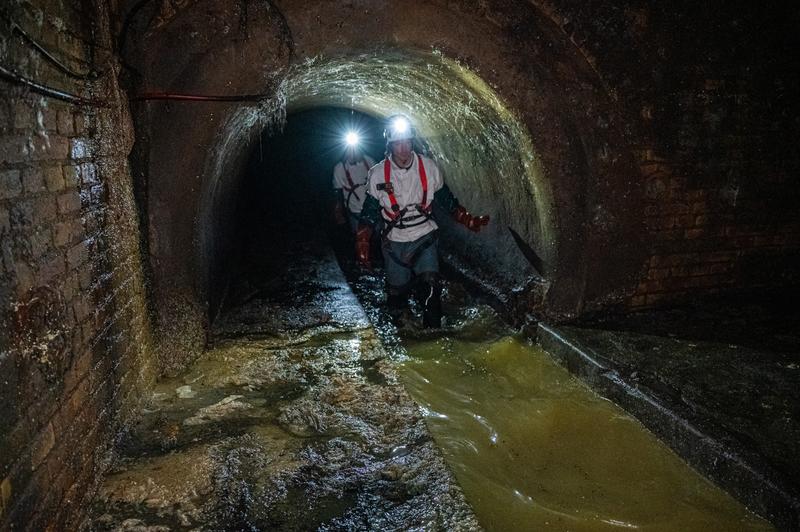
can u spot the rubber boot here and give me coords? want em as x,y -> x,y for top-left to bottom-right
387,288 -> 407,324
421,276 -> 442,328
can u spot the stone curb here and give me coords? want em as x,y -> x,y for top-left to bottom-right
537,322 -> 800,532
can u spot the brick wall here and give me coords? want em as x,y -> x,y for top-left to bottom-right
0,1 -> 155,529
631,69 -> 800,306
531,1 -> 800,308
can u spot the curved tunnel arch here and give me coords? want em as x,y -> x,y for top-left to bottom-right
197,49 -> 556,319
127,0 -> 647,365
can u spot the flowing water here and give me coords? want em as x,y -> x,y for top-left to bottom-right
395,304 -> 773,531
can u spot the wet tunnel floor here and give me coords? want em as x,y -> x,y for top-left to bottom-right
86,237 -> 477,531
88,232 -> 772,531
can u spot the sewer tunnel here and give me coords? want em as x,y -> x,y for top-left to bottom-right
2,0 -> 800,529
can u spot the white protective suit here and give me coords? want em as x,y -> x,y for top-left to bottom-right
364,153 -> 444,242
332,156 -> 376,215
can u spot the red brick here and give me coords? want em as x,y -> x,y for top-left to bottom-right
29,135 -> 70,161
58,32 -> 87,62
62,165 -> 81,188
648,268 -> 671,280
57,111 -> 75,136
38,254 -> 66,285
0,136 -> 30,164
13,102 -> 34,130
689,264 -> 713,276
687,189 -> 707,201
637,280 -> 664,293
630,295 -> 647,307
78,266 -> 93,291
0,169 -> 22,199
44,166 -> 65,192
53,222 -> 72,247
669,203 -> 691,215
73,112 -> 87,135
29,229 -> 53,259
0,205 -> 9,235
690,201 -> 707,214
41,107 -> 58,132
670,266 -> 689,277
22,168 -> 46,193
709,263 -> 732,275
67,241 -> 89,269
700,250 -> 736,263
61,272 -> 80,302
14,197 -> 58,226
655,229 -> 680,240
72,296 -> 91,324
14,262 -> 35,296
57,191 -> 82,214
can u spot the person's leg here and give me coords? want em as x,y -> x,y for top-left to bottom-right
418,272 -> 442,328
382,240 -> 412,319
348,211 -> 360,234
411,235 -> 442,328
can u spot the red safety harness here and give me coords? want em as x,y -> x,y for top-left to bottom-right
381,154 -> 433,236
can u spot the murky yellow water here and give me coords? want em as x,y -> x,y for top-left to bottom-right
399,322 -> 773,531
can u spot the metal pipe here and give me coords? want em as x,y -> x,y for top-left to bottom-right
1,12 -> 100,80
0,63 -> 105,107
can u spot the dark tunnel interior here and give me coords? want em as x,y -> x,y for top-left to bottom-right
239,108 -> 384,247
4,0 -> 800,529
223,108 -> 385,314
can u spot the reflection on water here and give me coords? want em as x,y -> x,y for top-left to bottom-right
398,305 -> 772,532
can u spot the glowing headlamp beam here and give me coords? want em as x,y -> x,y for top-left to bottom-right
345,131 -> 360,146
391,117 -> 409,134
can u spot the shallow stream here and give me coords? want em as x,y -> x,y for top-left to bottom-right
394,300 -> 772,531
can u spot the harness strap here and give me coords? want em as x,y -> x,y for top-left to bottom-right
343,161 -> 366,205
383,159 -> 399,216
382,154 -> 430,221
418,155 -> 429,210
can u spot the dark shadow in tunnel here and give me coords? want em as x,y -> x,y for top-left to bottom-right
219,107 -> 384,313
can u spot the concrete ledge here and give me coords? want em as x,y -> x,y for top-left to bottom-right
537,322 -> 800,532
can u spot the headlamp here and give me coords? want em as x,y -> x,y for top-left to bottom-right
391,117 -> 409,135
345,131 -> 360,147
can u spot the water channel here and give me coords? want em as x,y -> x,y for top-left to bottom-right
88,234 -> 776,530
386,286 -> 773,531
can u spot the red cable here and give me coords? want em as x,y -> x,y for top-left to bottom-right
130,92 -> 268,102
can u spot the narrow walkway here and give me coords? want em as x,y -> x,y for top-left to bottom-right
539,296 -> 800,531
86,237 -> 478,530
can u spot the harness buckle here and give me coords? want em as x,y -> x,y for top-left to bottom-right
391,204 -> 400,212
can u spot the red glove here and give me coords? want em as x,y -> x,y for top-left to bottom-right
453,205 -> 490,232
355,224 -> 372,268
